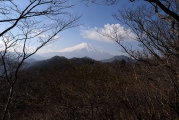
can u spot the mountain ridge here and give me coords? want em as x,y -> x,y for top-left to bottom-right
31,43 -> 114,60
101,55 -> 134,63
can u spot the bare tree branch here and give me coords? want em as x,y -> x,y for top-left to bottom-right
0,0 -> 80,119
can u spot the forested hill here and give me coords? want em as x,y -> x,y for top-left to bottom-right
25,56 -> 98,72
1,55 -> 178,119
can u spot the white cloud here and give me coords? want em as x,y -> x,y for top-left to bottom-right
81,26 -> 111,42
53,35 -> 61,40
0,35 -> 60,54
30,29 -> 61,40
37,44 -> 58,53
80,24 -> 136,42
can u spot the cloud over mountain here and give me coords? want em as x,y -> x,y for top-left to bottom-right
80,24 -> 136,42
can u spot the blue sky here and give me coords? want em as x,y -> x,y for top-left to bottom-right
0,0 -> 145,56
38,0 -> 143,55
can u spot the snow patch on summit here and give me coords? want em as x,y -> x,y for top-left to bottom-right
58,43 -> 103,53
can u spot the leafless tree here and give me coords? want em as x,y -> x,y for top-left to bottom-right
82,0 -> 179,118
98,1 -> 179,118
82,0 -> 179,35
0,0 -> 80,119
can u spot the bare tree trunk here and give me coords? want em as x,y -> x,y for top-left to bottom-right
2,83 -> 14,120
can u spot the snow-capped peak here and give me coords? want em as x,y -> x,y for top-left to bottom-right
58,43 -> 102,52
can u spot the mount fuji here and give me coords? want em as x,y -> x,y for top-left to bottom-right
58,43 -> 101,53
31,43 -> 114,61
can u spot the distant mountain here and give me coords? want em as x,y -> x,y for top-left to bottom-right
37,43 -> 114,60
25,58 -> 37,63
101,55 -> 134,63
58,42 -> 101,52
27,54 -> 45,61
26,56 -> 98,71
